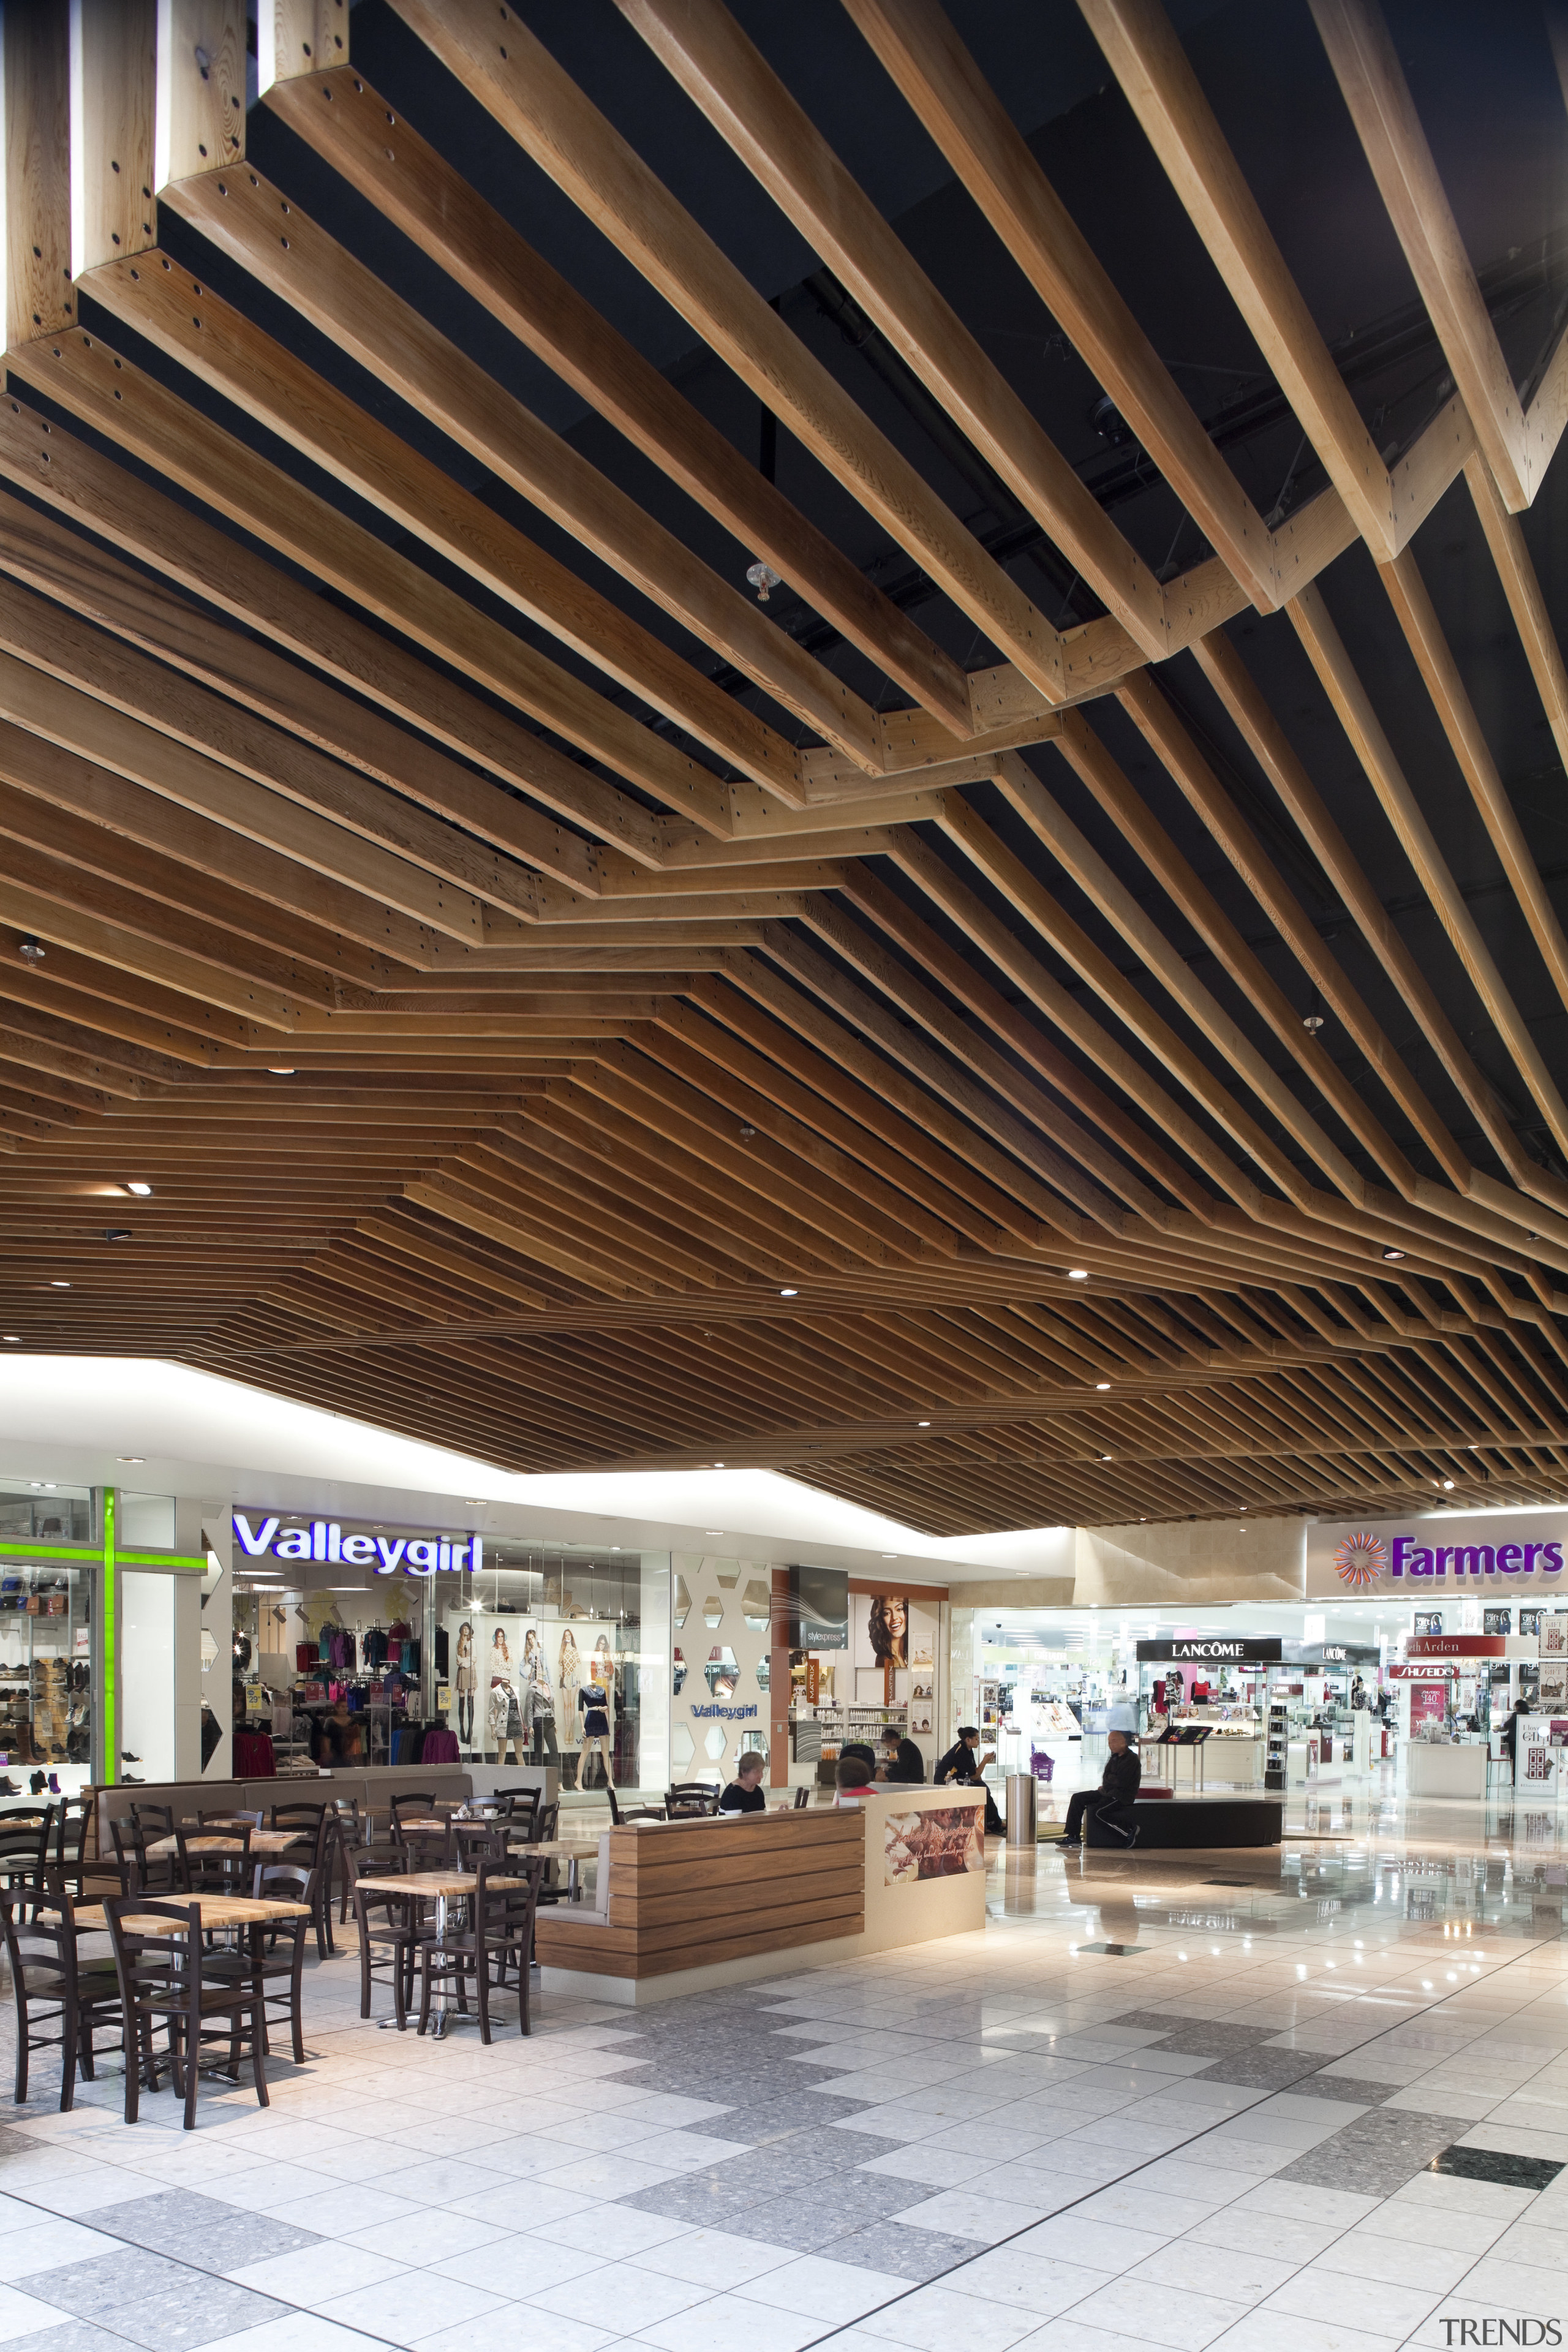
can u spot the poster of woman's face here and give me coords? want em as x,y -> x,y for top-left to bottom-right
867,1596 -> 908,1668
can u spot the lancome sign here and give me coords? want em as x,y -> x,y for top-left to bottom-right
233,1510 -> 482,1576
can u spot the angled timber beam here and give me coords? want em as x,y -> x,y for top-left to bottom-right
263,66 -> 973,741
0,576 -> 541,931
164,161 -> 884,774
618,0 -> 1172,661
0,400 -> 665,865
1310,0 -> 1562,512
81,252 -> 805,805
255,0 -> 348,91
1288,582 -> 1568,1173
1378,543 -> 1568,1021
1190,623 -> 1568,1231
1078,0 -> 1403,560
839,0 -> 1276,612
387,0 -> 1073,707
2,341 -> 736,837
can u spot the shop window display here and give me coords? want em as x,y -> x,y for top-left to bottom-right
704,1723 -> 728,1762
703,1594 -> 724,1629
0,1483 -> 95,1795
742,1579 -> 771,1630
704,1646 -> 739,1697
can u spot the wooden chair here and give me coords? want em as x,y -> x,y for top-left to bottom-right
104,1896 -> 270,2130
270,1805 -> 336,1958
175,1823 -> 252,1896
390,1793 -> 437,1828
793,1786 -> 812,1809
606,1786 -> 665,1825
330,1798 -> 362,1926
393,1819 -> 452,1873
51,1799 -> 94,1900
350,1849 -> 421,2030
666,1782 -> 720,1819
451,1820 -> 510,1872
128,1804 -> 178,1895
0,1809 -> 50,1908
210,1864 -> 317,2064
1,1875 -> 123,2109
416,1856 -> 546,2043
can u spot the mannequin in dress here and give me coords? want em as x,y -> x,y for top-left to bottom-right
522,1627 -> 559,1764
453,1621 -> 475,1751
575,1661 -> 615,1792
488,1627 -> 523,1765
557,1629 -> 583,1760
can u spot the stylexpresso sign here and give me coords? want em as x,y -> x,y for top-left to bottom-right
233,1511 -> 483,1575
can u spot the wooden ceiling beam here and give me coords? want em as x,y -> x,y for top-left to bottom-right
1309,0 -> 1563,513
168,162 -> 884,776
1289,582 -> 1568,1171
390,0 -> 1073,709
1077,0 -> 1403,560
1,350 -> 733,840
0,491 -> 603,894
265,66 -> 971,741
620,0 -> 1173,662
84,250 -> 808,804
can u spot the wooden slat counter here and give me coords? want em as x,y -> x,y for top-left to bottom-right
536,1788 -> 986,2005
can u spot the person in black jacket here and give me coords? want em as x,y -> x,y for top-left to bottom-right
880,1731 -> 925,1784
1058,1730 -> 1141,1850
935,1725 -> 1005,1835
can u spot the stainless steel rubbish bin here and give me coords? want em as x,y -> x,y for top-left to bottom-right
1005,1771 -> 1038,1846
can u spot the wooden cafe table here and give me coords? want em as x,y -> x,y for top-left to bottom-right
355,1868 -> 533,2038
145,1830 -> 307,1861
74,1893 -> 312,1934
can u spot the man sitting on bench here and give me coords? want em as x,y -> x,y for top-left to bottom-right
1058,1729 -> 1142,1850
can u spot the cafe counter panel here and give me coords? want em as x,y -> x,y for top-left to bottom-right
537,1785 -> 987,2005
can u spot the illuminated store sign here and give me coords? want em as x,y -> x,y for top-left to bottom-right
1136,1638 -> 1283,1663
232,1512 -> 481,1575
1391,1537 -> 1563,1578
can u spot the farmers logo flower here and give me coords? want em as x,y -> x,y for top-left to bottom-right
1333,1531 -> 1387,1589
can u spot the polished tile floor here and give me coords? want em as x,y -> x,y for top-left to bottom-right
2,1783 -> 1566,2352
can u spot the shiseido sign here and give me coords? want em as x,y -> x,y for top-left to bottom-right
233,1510 -> 482,1575
1136,1638 -> 1283,1663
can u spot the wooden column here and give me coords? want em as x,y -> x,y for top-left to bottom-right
769,1565 -> 791,1790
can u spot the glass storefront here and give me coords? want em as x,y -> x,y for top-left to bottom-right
954,1592 -> 1561,1800
0,1479 -> 94,1793
229,1509 -> 669,1794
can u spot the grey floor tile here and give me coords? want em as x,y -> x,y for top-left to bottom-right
825,2225 -> 985,2280
1195,2051 -> 1321,2091
616,2176 -> 760,2223
21,2249 -> 288,2351
88,2192 -> 321,2274
1293,2076 -> 1398,2106
0,2329 -> 139,2352
1276,2110 -> 1479,2196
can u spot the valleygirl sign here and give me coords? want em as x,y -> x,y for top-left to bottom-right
233,1511 -> 483,1576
